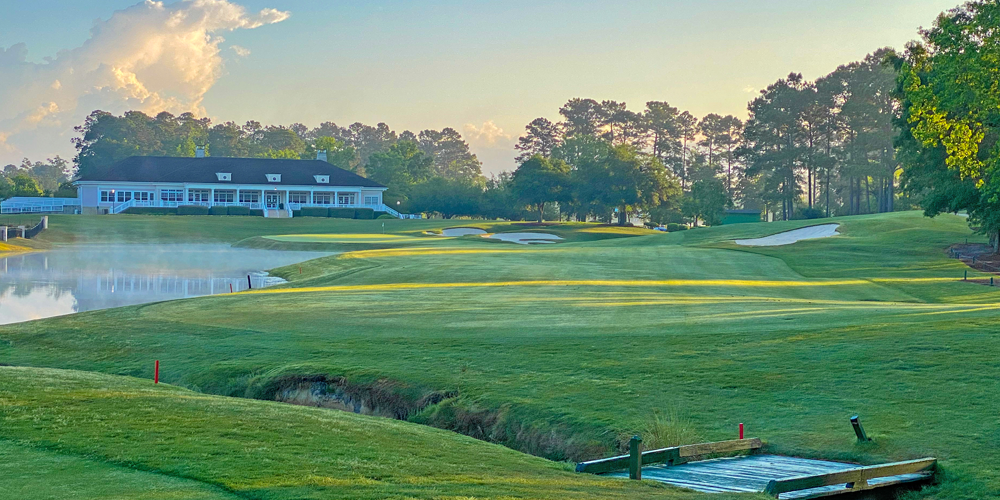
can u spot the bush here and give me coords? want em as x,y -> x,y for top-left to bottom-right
666,223 -> 688,232
329,207 -> 356,219
373,211 -> 389,219
355,208 -> 375,220
376,214 -> 396,220
208,206 -> 228,216
227,206 -> 251,216
796,207 -> 824,220
249,209 -> 264,217
177,205 -> 210,215
123,207 -> 177,215
299,207 -> 329,217
643,221 -> 658,229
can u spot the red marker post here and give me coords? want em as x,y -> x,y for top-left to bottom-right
739,422 -> 744,440
154,360 -> 159,384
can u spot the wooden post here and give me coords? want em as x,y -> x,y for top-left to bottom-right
229,283 -> 233,293
739,423 -> 744,440
247,274 -> 252,290
628,435 -> 642,480
0,226 -> 6,242
964,270 -> 968,281
154,360 -> 159,384
851,415 -> 871,442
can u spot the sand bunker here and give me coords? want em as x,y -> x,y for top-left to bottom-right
735,224 -> 840,247
484,232 -> 563,245
440,227 -> 487,237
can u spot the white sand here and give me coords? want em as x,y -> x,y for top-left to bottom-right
440,227 -> 487,237
483,232 -> 563,245
734,224 -> 840,247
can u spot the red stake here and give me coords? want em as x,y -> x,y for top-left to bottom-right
229,283 -> 233,293
739,423 -> 744,440
154,360 -> 159,384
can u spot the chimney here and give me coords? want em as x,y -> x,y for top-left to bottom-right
316,150 -> 328,162
196,146 -> 206,158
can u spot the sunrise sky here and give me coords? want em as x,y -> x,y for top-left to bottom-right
0,0 -> 961,174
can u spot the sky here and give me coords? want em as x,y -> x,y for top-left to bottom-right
0,0 -> 960,175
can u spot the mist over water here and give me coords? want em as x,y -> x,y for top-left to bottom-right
0,245 -> 331,325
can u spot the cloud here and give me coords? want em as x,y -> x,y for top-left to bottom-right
0,0 -> 289,165
230,45 -> 251,57
743,85 -> 757,93
463,120 -> 512,147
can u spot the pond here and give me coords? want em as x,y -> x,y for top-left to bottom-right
0,245 -> 332,325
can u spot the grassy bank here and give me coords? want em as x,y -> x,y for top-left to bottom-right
0,366 -> 698,500
1,211 -> 998,498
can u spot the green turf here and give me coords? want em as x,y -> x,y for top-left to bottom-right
1,211 -> 998,499
0,366 -> 699,500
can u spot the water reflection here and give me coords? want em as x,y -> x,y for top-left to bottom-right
0,244 -> 331,325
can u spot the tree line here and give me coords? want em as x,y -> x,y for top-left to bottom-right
8,0 -> 995,234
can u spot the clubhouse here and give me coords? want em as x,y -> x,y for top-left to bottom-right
75,150 -> 392,217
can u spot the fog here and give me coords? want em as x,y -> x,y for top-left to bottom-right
0,244 -> 331,325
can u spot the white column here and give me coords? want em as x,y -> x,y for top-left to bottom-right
210,188 -> 215,207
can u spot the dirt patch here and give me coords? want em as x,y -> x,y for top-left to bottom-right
949,243 -> 1000,277
264,374 -> 608,462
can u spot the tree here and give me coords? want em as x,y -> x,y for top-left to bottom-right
416,128 -> 483,181
365,140 -> 433,200
408,177 -> 483,218
676,111 -> 699,189
642,101 -> 681,166
683,177 -> 729,226
895,1 -> 1000,250
515,118 -> 562,162
511,155 -> 572,223
574,144 -> 680,225
310,136 -> 361,173
559,98 -> 603,137
10,174 -> 43,197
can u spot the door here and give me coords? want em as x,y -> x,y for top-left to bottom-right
265,192 -> 280,209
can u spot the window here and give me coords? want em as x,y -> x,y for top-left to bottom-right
239,191 -> 260,204
288,192 -> 310,204
266,174 -> 281,183
214,190 -> 235,203
338,193 -> 357,206
100,190 -> 113,203
216,172 -> 231,181
364,196 -> 380,206
313,192 -> 332,205
134,191 -> 153,202
188,189 -> 210,202
116,191 -> 132,202
314,175 -> 330,184
160,189 -> 184,202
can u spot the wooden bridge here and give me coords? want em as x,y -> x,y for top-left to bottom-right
576,438 -> 936,499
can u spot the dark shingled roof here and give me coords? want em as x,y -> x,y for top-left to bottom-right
78,156 -> 385,188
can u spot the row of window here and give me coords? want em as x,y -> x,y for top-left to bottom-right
99,189 -> 374,205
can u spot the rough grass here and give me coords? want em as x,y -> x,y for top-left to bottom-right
0,366 -> 709,500
2,211 -> 999,499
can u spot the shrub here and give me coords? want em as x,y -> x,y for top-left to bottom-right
299,207 -> 329,217
177,205 -> 210,215
208,206 -> 228,216
355,208 -> 375,220
376,214 -> 396,220
227,206 -> 251,216
796,207 -> 824,220
329,207 -> 356,219
666,223 -> 688,232
373,211 -> 389,219
643,221 -> 658,229
249,209 -> 264,217
123,207 -> 177,215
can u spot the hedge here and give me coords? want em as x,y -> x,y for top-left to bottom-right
249,209 -> 264,217
299,207 -> 329,217
376,214 -> 396,220
227,206 -> 251,216
666,223 -> 688,232
329,207 -> 356,219
123,207 -> 177,215
208,206 -> 228,216
177,205 -> 210,216
355,208 -> 375,220
373,211 -> 389,219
